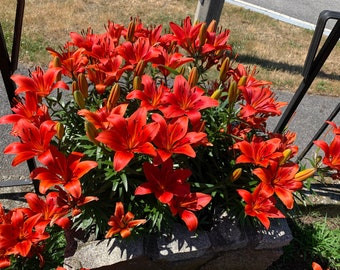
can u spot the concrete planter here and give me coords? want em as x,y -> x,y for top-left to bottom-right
63,213 -> 292,270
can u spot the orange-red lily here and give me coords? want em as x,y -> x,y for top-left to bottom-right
31,146 -> 98,197
234,137 -> 283,167
4,119 -> 56,166
160,75 -> 219,123
105,202 -> 146,239
96,107 -> 160,171
151,113 -> 207,162
253,162 -> 303,209
237,184 -> 285,229
12,66 -> 68,97
135,159 -> 191,203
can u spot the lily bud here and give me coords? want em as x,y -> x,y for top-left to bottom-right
127,19 -> 136,42
230,168 -> 242,182
135,60 -> 146,77
207,20 -> 217,33
188,67 -> 199,88
177,66 -> 185,75
56,122 -> 65,140
279,149 -> 292,165
72,81 -> 78,94
73,90 -> 85,109
133,76 -> 142,90
294,168 -> 316,182
107,83 -> 120,112
315,155 -> 322,164
228,81 -> 238,104
210,89 -> 222,100
78,73 -> 89,98
238,76 -> 247,87
219,57 -> 230,82
53,56 -> 62,81
85,121 -> 99,145
199,23 -> 207,46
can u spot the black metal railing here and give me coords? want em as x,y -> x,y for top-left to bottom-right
274,10 -> 340,161
0,0 -> 39,193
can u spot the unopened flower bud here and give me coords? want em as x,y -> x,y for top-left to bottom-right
279,149 -> 292,165
72,81 -> 78,94
85,121 -> 99,145
219,57 -> 230,82
238,76 -> 247,87
315,155 -> 322,164
230,168 -> 242,182
53,57 -> 62,81
210,89 -> 222,100
127,19 -> 136,42
228,81 -> 238,104
78,73 -> 88,98
207,20 -> 217,33
56,122 -> 65,140
177,66 -> 185,75
294,168 -> 316,182
133,76 -> 142,90
107,83 -> 120,112
188,67 -> 199,88
199,23 -> 207,46
135,60 -> 146,77
73,90 -> 85,109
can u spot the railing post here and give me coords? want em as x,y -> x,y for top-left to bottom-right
194,0 -> 225,25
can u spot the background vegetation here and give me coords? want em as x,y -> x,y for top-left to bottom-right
1,0 -> 340,96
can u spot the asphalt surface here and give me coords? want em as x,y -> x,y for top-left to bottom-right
1,1 -> 340,186
225,0 -> 340,32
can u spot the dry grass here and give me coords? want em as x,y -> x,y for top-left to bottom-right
1,0 -> 340,96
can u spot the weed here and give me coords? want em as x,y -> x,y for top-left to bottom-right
268,216 -> 340,270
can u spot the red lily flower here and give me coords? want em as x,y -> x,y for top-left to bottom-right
167,192 -> 212,231
327,121 -> 340,135
253,162 -> 303,209
126,75 -> 170,111
0,210 -> 49,257
105,202 -> 146,239
234,137 -> 283,167
239,86 -> 285,119
31,146 -> 98,197
160,75 -> 219,123
78,103 -> 128,131
169,16 -> 202,55
68,28 -> 97,52
55,186 -> 99,217
87,55 -> 133,91
237,184 -> 285,229
105,21 -> 125,47
0,251 -> 10,268
152,48 -> 193,77
151,113 -> 207,162
4,119 -> 56,166
312,262 -> 326,270
117,37 -> 161,66
25,192 -> 70,232
135,159 -> 191,203
96,107 -> 160,171
0,92 -> 50,130
12,66 -> 68,97
47,47 -> 88,78
314,135 -> 340,171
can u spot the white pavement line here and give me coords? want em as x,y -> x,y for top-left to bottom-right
225,0 -> 331,36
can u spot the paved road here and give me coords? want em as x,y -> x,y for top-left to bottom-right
225,0 -> 340,32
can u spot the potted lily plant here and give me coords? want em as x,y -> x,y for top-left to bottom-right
0,16 -> 338,269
